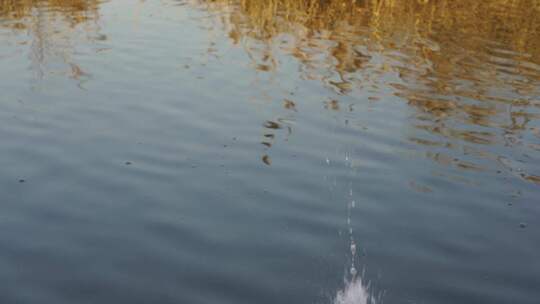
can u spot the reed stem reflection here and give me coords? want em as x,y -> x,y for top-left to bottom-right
194,0 -> 540,181
0,0 -> 102,82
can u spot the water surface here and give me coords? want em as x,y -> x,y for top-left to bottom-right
0,0 -> 539,303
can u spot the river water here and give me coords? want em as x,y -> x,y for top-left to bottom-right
0,0 -> 539,303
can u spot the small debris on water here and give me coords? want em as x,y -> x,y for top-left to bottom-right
519,223 -> 527,228
125,161 -> 132,165
19,179 -> 25,183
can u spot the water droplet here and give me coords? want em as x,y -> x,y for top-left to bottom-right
350,266 -> 357,276
351,200 -> 356,208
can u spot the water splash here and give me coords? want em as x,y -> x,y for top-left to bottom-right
333,181 -> 374,304
334,277 -> 370,304
324,149 -> 376,304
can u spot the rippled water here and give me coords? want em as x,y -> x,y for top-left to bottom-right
0,0 -> 539,303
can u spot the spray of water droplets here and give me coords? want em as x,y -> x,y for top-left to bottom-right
328,152 -> 374,304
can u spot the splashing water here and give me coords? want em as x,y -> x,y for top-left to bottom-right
333,161 -> 375,304
334,278 -> 370,304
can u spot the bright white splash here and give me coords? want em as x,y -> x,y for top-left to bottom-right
334,278 -> 371,304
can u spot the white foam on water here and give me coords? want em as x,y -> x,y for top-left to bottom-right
334,277 -> 371,304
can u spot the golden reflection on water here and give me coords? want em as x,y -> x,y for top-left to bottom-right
1,0 -> 539,182
0,0 -> 99,26
194,0 -> 540,181
0,0 -> 102,81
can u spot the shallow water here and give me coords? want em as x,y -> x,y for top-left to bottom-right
0,0 -> 539,303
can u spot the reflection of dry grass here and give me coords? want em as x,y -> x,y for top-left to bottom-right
197,0 -> 540,56
196,0 -> 540,73
0,0 -> 101,81
195,0 -> 540,173
0,0 -> 99,28
196,0 -> 540,114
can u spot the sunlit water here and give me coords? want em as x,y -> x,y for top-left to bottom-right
0,0 -> 539,303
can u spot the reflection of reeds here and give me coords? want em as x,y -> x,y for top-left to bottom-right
197,0 -> 540,52
0,0 -> 99,28
196,0 -> 540,110
0,0 -> 101,81
197,0 -> 540,69
195,0 -> 540,173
